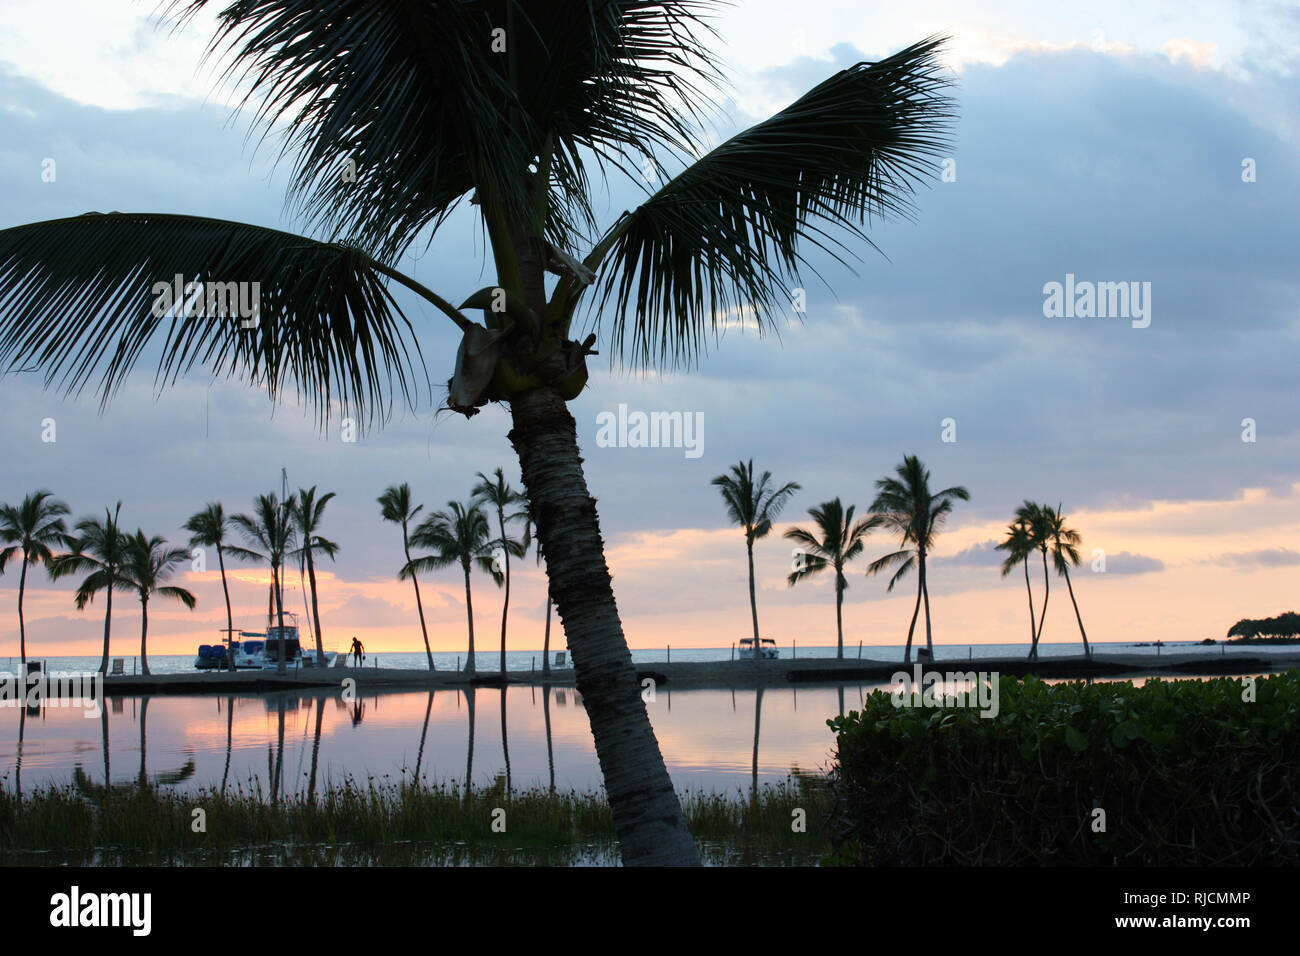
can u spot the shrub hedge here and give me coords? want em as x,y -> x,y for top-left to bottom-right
826,672 -> 1300,865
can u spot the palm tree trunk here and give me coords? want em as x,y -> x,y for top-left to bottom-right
920,552 -> 934,657
1022,559 -> 1036,653
17,558 -> 28,670
463,686 -> 476,802
308,696 -> 323,800
462,560 -> 476,675
508,385 -> 699,866
498,510 -> 511,676
541,594 -> 552,675
1064,567 -> 1089,655
306,549 -> 325,664
746,537 -> 761,661
99,581 -> 113,675
217,548 -> 234,670
139,595 -> 150,676
274,561 -> 287,675
221,695 -> 233,792
1032,550 -> 1050,659
542,684 -> 554,792
138,696 -> 148,787
414,689 -> 433,783
835,573 -> 844,660
903,570 -> 922,664
500,687 -> 511,794
404,526 -> 434,670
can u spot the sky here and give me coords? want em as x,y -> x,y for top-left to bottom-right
1,1 -> 1298,659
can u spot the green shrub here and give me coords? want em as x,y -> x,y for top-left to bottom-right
826,672 -> 1300,865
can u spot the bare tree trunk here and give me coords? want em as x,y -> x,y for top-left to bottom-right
508,385 -> 699,866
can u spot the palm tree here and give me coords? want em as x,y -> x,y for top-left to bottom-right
231,493 -> 296,674
378,484 -> 435,671
405,501 -> 500,677
1015,501 -> 1052,659
995,518 -> 1038,656
0,490 -> 71,670
1045,503 -> 1090,657
291,486 -> 339,665
784,498 -> 875,659
867,456 -> 969,663
183,502 -> 242,668
472,468 -> 530,676
0,4 -> 953,865
50,503 -> 134,674
712,460 -> 801,657
124,531 -> 197,676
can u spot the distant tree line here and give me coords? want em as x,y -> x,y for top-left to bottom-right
1226,612 -> 1300,641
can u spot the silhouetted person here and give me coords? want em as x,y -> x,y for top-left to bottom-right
350,636 -> 364,666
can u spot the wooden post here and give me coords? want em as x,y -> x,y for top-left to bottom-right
857,641 -> 862,659
531,656 -> 535,672
667,645 -> 671,663
731,643 -> 735,661
793,640 -> 796,660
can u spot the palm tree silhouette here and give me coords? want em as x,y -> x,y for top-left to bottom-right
405,501 -> 501,676
0,4 -> 953,863
231,493 -> 297,674
867,456 -> 969,663
472,468 -> 530,676
183,502 -> 243,668
378,483 -> 435,670
995,518 -> 1038,657
1015,501 -> 1052,659
51,503 -> 134,674
291,486 -> 339,665
784,498 -> 875,659
1045,504 -> 1090,657
0,490 -> 70,669
712,460 -> 800,660
125,531 -> 198,676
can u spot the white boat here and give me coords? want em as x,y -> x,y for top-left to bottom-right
195,615 -> 338,670
738,637 -> 780,660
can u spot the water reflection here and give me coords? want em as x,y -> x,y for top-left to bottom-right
0,684 -> 878,798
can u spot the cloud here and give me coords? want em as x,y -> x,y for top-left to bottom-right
1206,547 -> 1300,569
1096,551 -> 1166,576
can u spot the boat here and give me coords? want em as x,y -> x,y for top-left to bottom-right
194,616 -> 338,670
738,637 -> 780,660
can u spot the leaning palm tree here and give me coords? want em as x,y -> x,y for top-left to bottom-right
230,493 -> 296,674
404,501 -> 501,676
50,503 -> 134,674
867,456 -> 969,663
183,502 -> 243,668
0,3 -> 953,864
291,486 -> 339,665
784,498 -> 875,659
472,468 -> 530,676
0,490 -> 71,669
1015,501 -> 1052,659
712,461 -> 800,658
1045,503 -> 1090,656
378,483 -> 435,670
995,518 -> 1038,656
125,531 -> 198,676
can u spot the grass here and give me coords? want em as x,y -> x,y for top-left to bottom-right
0,772 -> 833,866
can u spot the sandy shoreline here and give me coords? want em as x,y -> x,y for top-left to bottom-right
86,649 -> 1298,695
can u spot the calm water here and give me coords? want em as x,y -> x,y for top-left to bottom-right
0,684 -> 868,798
9,640 -> 1293,676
